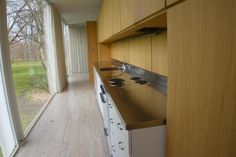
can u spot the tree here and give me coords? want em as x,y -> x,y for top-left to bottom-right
6,0 -> 48,69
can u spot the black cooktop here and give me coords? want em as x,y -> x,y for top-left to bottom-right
130,77 -> 142,81
108,78 -> 125,83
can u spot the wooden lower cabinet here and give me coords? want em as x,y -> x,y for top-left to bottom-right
167,0 -> 236,157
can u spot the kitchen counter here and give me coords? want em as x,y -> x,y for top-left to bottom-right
94,61 -> 167,130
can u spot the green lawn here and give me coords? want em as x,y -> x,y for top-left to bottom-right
12,61 -> 48,95
12,61 -> 50,131
0,147 -> 2,157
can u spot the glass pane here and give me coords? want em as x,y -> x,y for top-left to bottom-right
6,0 -> 52,132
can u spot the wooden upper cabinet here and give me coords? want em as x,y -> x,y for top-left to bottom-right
151,32 -> 168,77
98,0 -> 165,42
120,0 -> 165,29
111,0 -> 121,35
97,2 -> 105,42
120,0 -> 136,30
97,0 -> 121,42
167,0 -> 181,6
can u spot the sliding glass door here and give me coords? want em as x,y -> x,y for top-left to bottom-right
6,0 -> 52,132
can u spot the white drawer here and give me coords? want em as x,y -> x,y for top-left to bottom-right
109,102 -> 130,157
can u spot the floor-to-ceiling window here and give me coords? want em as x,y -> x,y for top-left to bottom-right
6,0 -> 52,132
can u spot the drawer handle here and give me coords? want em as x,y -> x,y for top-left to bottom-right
108,104 -> 113,108
103,128 -> 108,136
111,145 -> 116,152
118,141 -> 125,150
100,85 -> 106,94
99,93 -> 106,103
117,123 -> 123,130
110,118 -> 114,124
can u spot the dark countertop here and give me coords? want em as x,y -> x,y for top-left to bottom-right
94,62 -> 167,130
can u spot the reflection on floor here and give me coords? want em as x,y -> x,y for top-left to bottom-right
16,73 -> 109,157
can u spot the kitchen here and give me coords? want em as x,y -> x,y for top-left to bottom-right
0,0 -> 235,157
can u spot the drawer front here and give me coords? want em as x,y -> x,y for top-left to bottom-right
110,120 -> 129,157
109,101 -> 130,157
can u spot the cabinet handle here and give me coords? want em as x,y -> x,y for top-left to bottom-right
110,118 -> 114,124
117,123 -> 123,130
99,93 -> 106,103
100,85 -> 106,94
108,104 -> 113,108
111,145 -> 116,152
103,128 -> 108,136
118,141 -> 125,150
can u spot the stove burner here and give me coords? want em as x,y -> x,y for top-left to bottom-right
130,77 -> 142,81
108,78 -> 124,83
109,82 -> 125,87
135,80 -> 149,85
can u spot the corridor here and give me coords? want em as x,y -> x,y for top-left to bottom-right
16,73 -> 109,157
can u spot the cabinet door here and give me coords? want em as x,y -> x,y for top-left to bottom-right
120,0 -> 165,29
167,0 -> 181,6
97,0 -> 120,42
167,0 -> 236,157
111,0 -> 121,35
97,3 -> 105,42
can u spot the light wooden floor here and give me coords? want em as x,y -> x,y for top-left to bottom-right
16,73 -> 110,157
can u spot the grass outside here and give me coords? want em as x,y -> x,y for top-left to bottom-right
12,61 -> 50,131
12,61 -> 48,95
0,147 -> 2,157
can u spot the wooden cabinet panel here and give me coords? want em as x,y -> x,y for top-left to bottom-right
167,0 -> 181,6
151,32 -> 168,77
134,0 -> 165,22
98,44 -> 111,62
128,36 -> 152,71
167,0 -> 236,157
97,0 -> 111,42
87,21 -> 98,83
97,0 -> 121,42
120,0 -> 165,29
111,41 -> 129,62
111,0 -> 121,35
98,0 -> 165,42
97,2 -> 105,42
120,0 -> 136,30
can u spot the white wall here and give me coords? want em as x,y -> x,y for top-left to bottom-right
67,25 -> 88,74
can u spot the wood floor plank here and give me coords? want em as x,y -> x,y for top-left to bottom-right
16,73 -> 110,157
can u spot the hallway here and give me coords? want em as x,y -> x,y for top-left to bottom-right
16,73 -> 109,157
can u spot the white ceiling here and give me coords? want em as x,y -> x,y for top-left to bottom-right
51,0 -> 102,25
